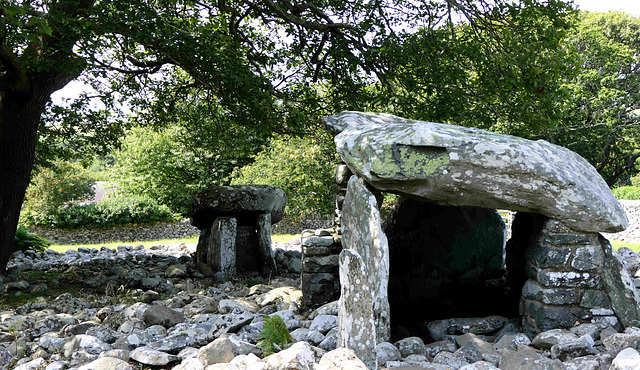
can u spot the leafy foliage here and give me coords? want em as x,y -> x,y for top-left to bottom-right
112,119 -> 266,216
231,134 -> 339,221
257,315 -> 294,356
547,12 -> 640,185
612,186 -> 640,200
54,196 -> 179,229
13,226 -> 50,254
20,162 -> 95,227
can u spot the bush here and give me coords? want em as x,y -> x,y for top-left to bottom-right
13,226 -> 50,254
21,161 -> 95,227
612,186 -> 640,200
54,195 -> 180,229
231,134 -> 339,221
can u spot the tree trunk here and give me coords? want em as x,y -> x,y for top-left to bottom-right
0,78 -> 61,274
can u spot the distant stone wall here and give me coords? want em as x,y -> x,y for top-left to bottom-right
603,200 -> 640,244
30,214 -> 333,245
270,214 -> 333,235
30,219 -> 200,245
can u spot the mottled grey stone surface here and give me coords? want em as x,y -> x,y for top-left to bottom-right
324,111 -> 627,233
341,175 -> 390,343
256,213 -> 276,276
209,217 -> 237,275
601,237 -> 640,328
337,249 -> 377,369
191,185 -> 287,229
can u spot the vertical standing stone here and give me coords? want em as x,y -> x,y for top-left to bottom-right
338,249 -> 377,370
341,175 -> 390,343
257,213 -> 277,276
207,217 -> 237,275
600,235 -> 640,328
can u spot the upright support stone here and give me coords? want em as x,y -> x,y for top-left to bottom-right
341,175 -> 390,343
338,249 -> 377,370
256,213 -> 277,276
600,236 -> 640,328
208,217 -> 237,275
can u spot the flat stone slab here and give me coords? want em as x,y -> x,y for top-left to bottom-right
324,111 -> 627,233
191,185 -> 287,229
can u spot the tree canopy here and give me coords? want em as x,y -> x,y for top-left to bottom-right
2,0 -> 628,275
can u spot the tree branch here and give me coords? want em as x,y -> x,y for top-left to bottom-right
0,43 -> 29,95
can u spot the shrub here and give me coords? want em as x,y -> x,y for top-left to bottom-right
612,186 -> 640,200
54,195 -> 180,229
21,161 -> 94,227
231,134 -> 339,221
13,226 -> 50,254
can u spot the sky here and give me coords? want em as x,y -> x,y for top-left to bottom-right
572,0 -> 640,15
51,0 -> 640,105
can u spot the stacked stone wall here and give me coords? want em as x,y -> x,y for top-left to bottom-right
30,219 -> 200,245
520,219 -> 619,337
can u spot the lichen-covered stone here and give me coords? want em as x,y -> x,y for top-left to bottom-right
536,270 -> 600,289
521,280 -> 582,305
571,245 -> 604,272
256,213 -> 276,276
190,185 -> 287,229
341,175 -> 390,343
209,217 -> 237,275
324,111 -> 627,233
337,249 -> 377,369
526,244 -> 572,269
601,237 -> 640,328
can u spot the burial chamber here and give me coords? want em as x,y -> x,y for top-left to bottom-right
324,111 -> 638,369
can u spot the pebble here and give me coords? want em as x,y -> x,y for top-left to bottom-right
2,240 -> 640,369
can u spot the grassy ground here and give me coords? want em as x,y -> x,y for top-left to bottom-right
48,234 -> 640,254
48,233 -> 300,253
610,240 -> 640,253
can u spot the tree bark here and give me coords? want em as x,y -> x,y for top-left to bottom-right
0,75 -> 65,274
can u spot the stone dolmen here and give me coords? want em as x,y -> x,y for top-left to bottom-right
190,184 -> 286,277
324,111 -> 635,369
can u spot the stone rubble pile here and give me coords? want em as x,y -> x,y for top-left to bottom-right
4,243 -> 640,369
604,200 -> 640,245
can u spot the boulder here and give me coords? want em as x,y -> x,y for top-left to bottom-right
190,185 -> 287,229
324,111 -> 627,233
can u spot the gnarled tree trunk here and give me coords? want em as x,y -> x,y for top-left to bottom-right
0,74 -> 70,274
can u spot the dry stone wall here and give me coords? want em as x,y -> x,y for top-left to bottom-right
30,219 -> 200,245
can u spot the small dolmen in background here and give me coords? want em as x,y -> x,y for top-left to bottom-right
190,185 -> 287,277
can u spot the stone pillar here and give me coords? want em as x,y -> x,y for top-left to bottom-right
257,213 -> 277,276
338,249 -> 377,370
340,175 -> 390,343
519,219 -> 634,337
333,163 -> 352,232
207,217 -> 238,275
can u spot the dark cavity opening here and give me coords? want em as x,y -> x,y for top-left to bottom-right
383,197 -> 540,341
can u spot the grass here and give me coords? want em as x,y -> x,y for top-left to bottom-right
611,239 -> 640,253
48,233 -> 300,253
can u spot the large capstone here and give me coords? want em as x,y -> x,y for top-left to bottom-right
191,185 -> 287,229
190,185 -> 285,277
324,111 -> 627,233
